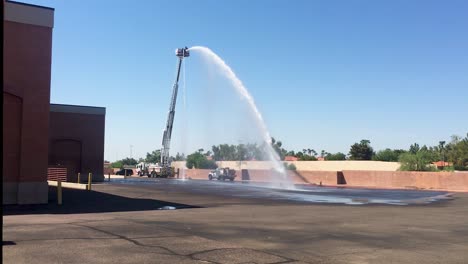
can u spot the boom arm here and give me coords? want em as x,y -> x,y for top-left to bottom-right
160,47 -> 189,168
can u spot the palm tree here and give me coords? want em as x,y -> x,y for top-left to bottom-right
311,149 -> 317,157
439,141 -> 446,163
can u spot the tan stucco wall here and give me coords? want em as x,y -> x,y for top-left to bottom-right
180,169 -> 468,192
172,160 -> 400,171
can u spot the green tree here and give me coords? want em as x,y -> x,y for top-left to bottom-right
299,154 -> 317,161
326,152 -> 347,160
439,141 -> 446,162
373,149 -> 406,162
186,152 -> 217,169
121,157 -> 138,166
271,137 -> 287,160
409,143 -> 420,154
320,150 -> 328,158
111,160 -> 123,168
173,152 -> 186,161
283,163 -> 296,170
349,140 -> 375,160
399,151 -> 437,171
446,134 -> 468,170
145,150 -> 161,163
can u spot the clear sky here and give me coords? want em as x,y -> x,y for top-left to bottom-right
24,0 -> 468,161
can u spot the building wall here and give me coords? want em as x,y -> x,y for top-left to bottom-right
181,169 -> 468,192
172,160 -> 401,172
49,105 -> 106,182
3,1 -> 54,204
341,170 -> 468,192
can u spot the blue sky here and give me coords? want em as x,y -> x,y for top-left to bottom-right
24,0 -> 468,161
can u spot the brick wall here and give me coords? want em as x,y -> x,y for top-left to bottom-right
3,4 -> 54,204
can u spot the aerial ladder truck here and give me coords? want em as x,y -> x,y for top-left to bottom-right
159,47 -> 190,177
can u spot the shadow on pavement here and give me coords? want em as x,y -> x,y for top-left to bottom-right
3,186 -> 201,215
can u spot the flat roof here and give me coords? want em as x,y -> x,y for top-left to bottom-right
5,0 -> 54,28
50,104 -> 106,116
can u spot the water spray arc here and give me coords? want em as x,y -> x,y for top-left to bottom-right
188,46 -> 292,188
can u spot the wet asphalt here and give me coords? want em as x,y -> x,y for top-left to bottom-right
4,177 -> 468,263
106,177 -> 452,206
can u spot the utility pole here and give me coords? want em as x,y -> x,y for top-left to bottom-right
130,145 -> 133,158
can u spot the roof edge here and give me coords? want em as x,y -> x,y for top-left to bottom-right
50,104 -> 106,116
5,1 -> 54,28
6,0 -> 55,11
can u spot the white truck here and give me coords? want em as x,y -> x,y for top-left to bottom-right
208,168 -> 236,181
136,162 -> 161,177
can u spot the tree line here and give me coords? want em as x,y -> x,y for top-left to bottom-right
110,133 -> 468,171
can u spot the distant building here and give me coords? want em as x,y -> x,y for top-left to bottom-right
317,157 -> 326,161
284,156 -> 299,161
432,161 -> 453,169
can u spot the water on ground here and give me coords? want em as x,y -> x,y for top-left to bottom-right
107,177 -> 452,206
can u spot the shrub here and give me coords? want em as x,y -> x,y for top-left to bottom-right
399,151 -> 437,171
186,152 -> 218,169
288,163 -> 297,170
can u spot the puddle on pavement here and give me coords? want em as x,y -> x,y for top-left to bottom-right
107,178 -> 453,206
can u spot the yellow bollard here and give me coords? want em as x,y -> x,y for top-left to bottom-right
77,172 -> 80,184
88,173 -> 92,191
57,179 -> 62,205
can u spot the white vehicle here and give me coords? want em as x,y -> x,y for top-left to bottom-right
208,168 -> 236,181
136,162 -> 161,177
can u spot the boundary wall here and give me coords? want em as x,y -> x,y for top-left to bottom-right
181,169 -> 468,192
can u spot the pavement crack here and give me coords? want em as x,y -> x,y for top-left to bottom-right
188,247 -> 297,264
13,237 -> 121,243
70,223 -> 181,256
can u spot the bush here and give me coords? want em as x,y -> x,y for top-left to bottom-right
186,152 -> 218,169
373,149 -> 405,162
299,155 -> 317,161
288,163 -> 297,170
440,166 -> 455,172
399,151 -> 437,171
111,161 -> 123,169
326,152 -> 347,161
454,165 -> 468,171
283,162 -> 297,170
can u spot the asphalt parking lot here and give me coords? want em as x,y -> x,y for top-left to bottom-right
3,178 -> 468,263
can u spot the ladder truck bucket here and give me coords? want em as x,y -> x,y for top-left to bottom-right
175,47 -> 190,58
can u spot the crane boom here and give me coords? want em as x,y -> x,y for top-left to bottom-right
160,47 -> 189,171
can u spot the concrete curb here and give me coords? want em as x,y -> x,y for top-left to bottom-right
48,181 -> 88,190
